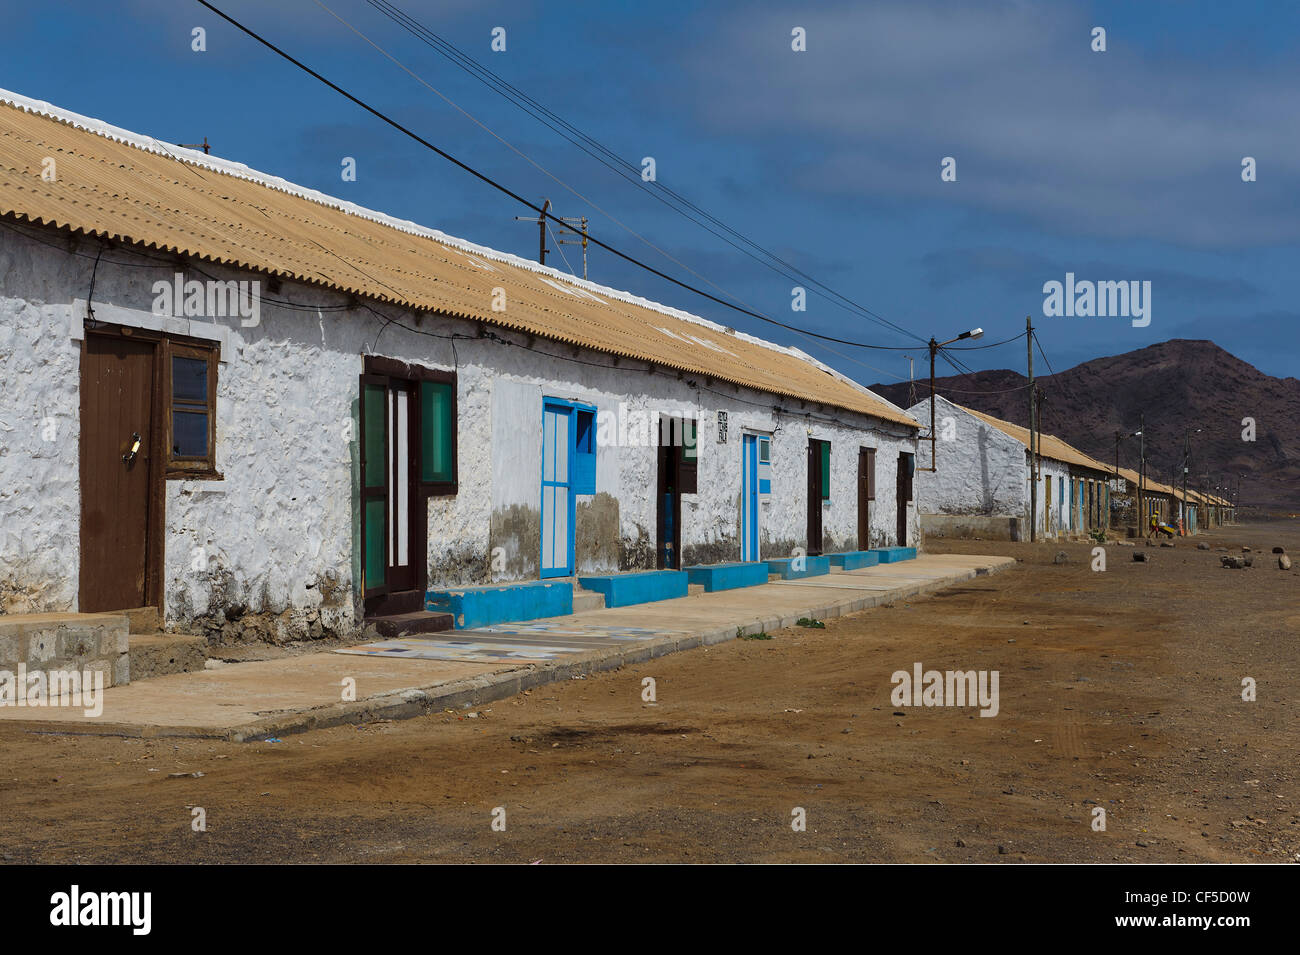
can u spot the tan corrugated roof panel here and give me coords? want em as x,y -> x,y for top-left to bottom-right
0,94 -> 918,428
957,404 -> 1112,474
1115,466 -> 1182,498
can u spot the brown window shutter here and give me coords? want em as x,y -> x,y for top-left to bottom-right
866,448 -> 877,500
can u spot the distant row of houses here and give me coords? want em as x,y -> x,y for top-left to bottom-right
907,395 -> 1233,541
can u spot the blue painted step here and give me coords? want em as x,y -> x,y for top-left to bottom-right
827,550 -> 881,570
685,561 -> 769,592
426,580 -> 573,629
872,546 -> 918,563
578,570 -> 688,608
765,555 -> 831,579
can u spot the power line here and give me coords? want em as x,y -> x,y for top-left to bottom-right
194,0 -> 933,353
358,0 -> 927,347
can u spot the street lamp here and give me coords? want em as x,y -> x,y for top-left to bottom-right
1181,427 -> 1201,534
1130,421 -> 1146,532
926,327 -> 983,472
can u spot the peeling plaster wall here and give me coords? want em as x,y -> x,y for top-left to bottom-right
908,397 -> 1026,518
0,229 -> 81,614
1,225 -> 920,638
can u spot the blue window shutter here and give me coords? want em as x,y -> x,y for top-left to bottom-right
572,408 -> 596,494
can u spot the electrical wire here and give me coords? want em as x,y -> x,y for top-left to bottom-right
194,0 -> 932,351
357,0 -> 928,347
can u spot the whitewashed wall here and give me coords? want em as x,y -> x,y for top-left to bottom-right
0,228 -> 82,613
0,225 -> 918,638
908,397 -> 1026,517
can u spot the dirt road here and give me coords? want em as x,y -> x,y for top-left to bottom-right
2,522 -> 1296,864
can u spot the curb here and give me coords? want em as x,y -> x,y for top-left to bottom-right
5,558 -> 1015,742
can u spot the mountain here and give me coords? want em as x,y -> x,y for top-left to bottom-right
869,340 -> 1300,513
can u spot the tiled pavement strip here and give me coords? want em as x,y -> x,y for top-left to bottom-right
0,553 -> 1013,741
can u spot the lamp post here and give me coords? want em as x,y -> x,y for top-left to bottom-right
925,327 -> 984,473
1131,419 -> 1145,533
1181,427 -> 1201,534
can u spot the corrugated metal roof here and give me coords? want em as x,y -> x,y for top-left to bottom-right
956,403 -> 1113,474
1116,466 -> 1184,499
0,91 -> 918,429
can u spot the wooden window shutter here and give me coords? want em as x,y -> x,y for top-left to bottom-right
572,407 -> 597,494
359,374 -> 389,597
819,440 -> 831,500
419,379 -> 456,487
677,417 -> 698,494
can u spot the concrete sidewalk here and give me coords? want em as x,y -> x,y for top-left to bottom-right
0,553 -> 1013,741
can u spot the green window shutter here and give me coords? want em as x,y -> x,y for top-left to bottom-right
677,418 -> 698,494
362,382 -> 386,489
820,441 -> 831,500
420,380 -> 455,484
364,498 -> 386,587
359,375 -> 389,595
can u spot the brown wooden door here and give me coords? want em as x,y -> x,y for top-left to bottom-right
858,447 -> 875,550
80,335 -> 156,611
360,373 -> 424,614
896,452 -> 913,547
806,439 -> 824,556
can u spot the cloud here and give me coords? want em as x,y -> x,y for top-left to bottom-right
919,246 -> 1260,304
683,0 -> 1300,246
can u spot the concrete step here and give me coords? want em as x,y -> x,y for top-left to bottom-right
128,632 -> 207,680
427,580 -> 571,629
571,590 -> 606,613
685,561 -> 769,592
368,611 -> 455,638
577,570 -> 689,608
124,606 -> 160,634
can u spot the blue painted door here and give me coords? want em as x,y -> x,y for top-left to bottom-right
541,401 -> 574,578
742,434 -> 759,561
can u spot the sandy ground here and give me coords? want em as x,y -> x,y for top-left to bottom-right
0,521 -> 1296,864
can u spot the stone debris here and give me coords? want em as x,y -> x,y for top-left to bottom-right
1221,556 -> 1247,569
1280,555 -> 1292,571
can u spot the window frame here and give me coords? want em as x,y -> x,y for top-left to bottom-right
365,356 -> 458,497
163,339 -> 220,479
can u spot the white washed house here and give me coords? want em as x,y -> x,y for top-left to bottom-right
909,395 -> 1112,541
0,90 -> 920,642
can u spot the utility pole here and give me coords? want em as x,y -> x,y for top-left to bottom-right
929,338 -> 938,473
555,215 -> 589,279
1137,414 -> 1146,534
925,327 -> 982,473
904,356 -> 916,408
1027,316 -> 1036,542
514,198 -> 551,266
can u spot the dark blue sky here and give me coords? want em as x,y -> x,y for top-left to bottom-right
4,0 -> 1298,384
